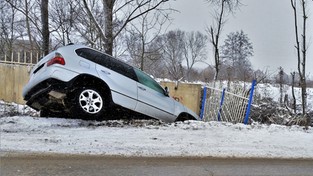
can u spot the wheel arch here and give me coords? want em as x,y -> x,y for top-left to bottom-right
69,74 -> 112,102
175,112 -> 197,121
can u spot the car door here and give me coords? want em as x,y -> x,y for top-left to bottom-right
95,64 -> 138,110
96,54 -> 139,110
76,48 -> 138,110
134,68 -> 176,122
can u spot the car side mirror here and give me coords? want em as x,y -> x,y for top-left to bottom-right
164,87 -> 169,96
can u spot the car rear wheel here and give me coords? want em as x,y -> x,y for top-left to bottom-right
69,87 -> 108,120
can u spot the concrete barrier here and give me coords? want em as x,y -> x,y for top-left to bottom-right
160,81 -> 202,115
0,64 -> 202,115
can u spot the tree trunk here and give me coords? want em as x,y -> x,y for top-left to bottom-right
300,0 -> 307,115
140,34 -> 145,71
290,0 -> 308,115
103,0 -> 114,56
279,67 -> 284,105
25,0 -> 33,51
291,72 -> 297,114
209,0 -> 225,81
41,0 -> 49,55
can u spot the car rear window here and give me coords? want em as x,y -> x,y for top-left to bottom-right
76,48 -> 137,81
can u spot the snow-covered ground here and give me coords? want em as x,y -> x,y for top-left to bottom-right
1,82 -> 312,159
1,116 -> 312,159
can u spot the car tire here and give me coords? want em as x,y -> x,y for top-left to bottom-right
69,87 -> 107,120
175,113 -> 191,121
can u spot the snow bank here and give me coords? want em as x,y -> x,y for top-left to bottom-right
1,116 -> 312,159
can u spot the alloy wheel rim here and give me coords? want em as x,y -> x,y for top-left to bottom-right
79,89 -> 103,114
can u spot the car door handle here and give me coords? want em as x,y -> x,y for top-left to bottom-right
101,70 -> 111,75
138,86 -> 146,91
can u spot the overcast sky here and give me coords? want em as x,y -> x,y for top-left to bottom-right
169,0 -> 313,78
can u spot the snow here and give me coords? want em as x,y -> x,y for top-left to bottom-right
254,83 -> 313,111
1,116 -> 312,159
1,81 -> 312,159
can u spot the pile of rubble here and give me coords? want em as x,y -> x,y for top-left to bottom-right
250,98 -> 312,127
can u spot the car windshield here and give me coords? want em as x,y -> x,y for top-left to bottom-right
134,68 -> 165,95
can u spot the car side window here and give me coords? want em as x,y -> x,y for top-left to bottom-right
76,48 -> 137,81
75,48 -> 99,63
134,68 -> 165,95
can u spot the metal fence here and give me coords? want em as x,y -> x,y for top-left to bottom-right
0,51 -> 40,104
200,80 -> 256,124
0,51 -> 41,65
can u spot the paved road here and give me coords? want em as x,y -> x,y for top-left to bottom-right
1,154 -> 313,176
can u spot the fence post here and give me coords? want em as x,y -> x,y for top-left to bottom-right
24,51 -> 26,63
217,88 -> 226,121
11,52 -> 13,62
200,87 -> 207,120
244,79 -> 256,125
30,52 -> 33,64
18,52 -> 20,63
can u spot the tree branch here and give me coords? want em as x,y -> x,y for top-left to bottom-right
113,0 -> 167,40
82,0 -> 106,41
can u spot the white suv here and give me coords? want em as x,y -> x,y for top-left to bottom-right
22,44 -> 199,122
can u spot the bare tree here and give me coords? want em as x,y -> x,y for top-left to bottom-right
0,1 -> 16,55
125,1 -> 171,71
2,0 -> 42,53
4,0 -> 37,49
3,0 -> 170,58
205,0 -> 241,80
290,0 -> 308,115
23,0 -> 33,51
183,31 -> 208,81
72,0 -> 102,49
50,0 -> 79,46
157,30 -> 185,80
81,0 -> 170,56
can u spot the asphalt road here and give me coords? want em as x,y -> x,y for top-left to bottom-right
1,154 -> 313,176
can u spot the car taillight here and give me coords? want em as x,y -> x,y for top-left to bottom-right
47,53 -> 65,66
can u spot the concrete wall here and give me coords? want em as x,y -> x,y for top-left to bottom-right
160,81 -> 202,115
0,64 -> 203,115
0,64 -> 31,104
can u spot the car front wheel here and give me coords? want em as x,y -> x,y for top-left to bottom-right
69,87 -> 107,120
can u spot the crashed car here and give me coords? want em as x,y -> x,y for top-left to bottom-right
22,44 -> 200,122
